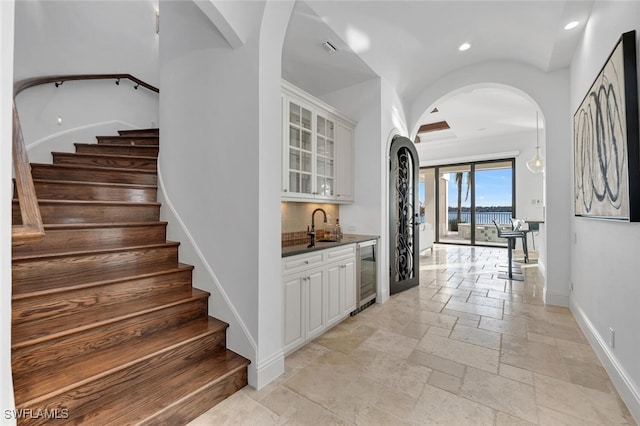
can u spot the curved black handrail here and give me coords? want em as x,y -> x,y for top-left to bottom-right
14,73 -> 159,97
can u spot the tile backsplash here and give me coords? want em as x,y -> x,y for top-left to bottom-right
281,202 -> 340,245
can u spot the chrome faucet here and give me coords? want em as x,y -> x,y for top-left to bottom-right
307,208 -> 327,247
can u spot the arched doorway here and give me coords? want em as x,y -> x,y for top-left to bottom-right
413,84 -> 545,256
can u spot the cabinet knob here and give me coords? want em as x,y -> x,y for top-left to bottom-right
304,260 -> 309,264
283,189 -> 288,192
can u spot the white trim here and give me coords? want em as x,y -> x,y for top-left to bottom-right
193,1 -> 244,49
419,150 -> 521,167
281,79 -> 357,127
249,351 -> 285,391
156,166 -> 258,355
537,257 -> 546,278
543,289 -> 569,307
25,120 -> 138,151
570,299 -> 640,424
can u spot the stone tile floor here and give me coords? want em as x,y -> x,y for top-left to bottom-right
188,245 -> 636,425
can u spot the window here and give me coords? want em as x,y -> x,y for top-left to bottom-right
421,159 -> 515,247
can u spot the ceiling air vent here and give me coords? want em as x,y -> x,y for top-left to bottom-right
322,40 -> 337,54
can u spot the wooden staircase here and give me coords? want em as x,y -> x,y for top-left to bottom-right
11,129 -> 249,425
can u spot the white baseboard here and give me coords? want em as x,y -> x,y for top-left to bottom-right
570,299 -> 640,424
537,257 -> 546,278
544,290 -> 569,307
248,351 -> 285,390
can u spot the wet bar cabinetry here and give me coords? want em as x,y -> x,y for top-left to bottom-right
282,80 -> 355,203
282,244 -> 356,355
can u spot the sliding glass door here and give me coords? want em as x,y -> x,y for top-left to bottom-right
473,161 -> 514,247
427,159 -> 515,247
438,165 -> 472,245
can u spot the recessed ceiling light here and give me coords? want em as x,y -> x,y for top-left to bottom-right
459,42 -> 471,52
564,21 -> 579,30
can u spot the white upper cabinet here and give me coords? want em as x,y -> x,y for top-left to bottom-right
282,81 -> 355,203
336,122 -> 354,202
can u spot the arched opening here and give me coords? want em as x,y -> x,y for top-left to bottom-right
412,83 -> 546,264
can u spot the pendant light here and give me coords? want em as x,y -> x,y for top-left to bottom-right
527,112 -> 544,173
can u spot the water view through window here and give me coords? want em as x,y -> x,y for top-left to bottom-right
421,160 -> 514,246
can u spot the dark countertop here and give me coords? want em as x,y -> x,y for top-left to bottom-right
282,234 -> 378,257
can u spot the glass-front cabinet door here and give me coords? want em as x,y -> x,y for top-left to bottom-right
281,83 -> 355,203
315,113 -> 335,199
287,101 -> 313,196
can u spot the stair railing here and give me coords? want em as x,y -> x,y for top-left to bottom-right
11,74 -> 159,244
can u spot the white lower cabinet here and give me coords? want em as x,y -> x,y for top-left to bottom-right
282,244 -> 356,355
327,256 -> 356,327
326,263 -> 342,327
341,258 -> 356,316
282,274 -> 304,353
305,269 -> 325,339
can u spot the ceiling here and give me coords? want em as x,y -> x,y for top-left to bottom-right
416,86 -> 542,144
281,0 -> 593,144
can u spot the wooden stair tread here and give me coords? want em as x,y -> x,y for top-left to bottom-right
105,349 -> 249,426
31,178 -> 157,190
101,134 -> 158,139
30,163 -> 158,186
13,199 -> 161,225
96,135 -> 160,146
73,141 -> 160,151
12,288 -> 210,349
12,241 -> 180,262
53,151 -> 157,171
31,162 -> 157,175
12,267 -> 193,332
52,151 -> 157,160
13,240 -> 179,262
74,143 -> 159,158
117,128 -> 159,136
13,316 -> 228,404
13,244 -> 181,293
13,222 -> 169,257
41,221 -> 168,230
12,262 -> 193,299
77,143 -> 160,149
13,198 -> 160,207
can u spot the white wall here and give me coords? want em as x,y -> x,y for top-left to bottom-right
569,2 -> 640,421
256,0 -> 295,388
18,82 -> 159,163
14,0 -> 160,160
380,78 -> 411,301
410,61 -> 572,306
14,0 -> 159,85
323,77 -> 411,303
159,0 -> 260,373
1,2 -> 16,423
321,78 -> 390,299
321,78 -> 382,235
159,0 -> 286,388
